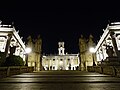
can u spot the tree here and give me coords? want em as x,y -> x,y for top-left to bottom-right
0,52 -> 6,66
4,55 -> 24,66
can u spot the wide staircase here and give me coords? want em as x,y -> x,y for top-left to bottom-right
0,71 -> 120,90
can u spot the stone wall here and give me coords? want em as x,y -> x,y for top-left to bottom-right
0,66 -> 34,78
87,66 -> 120,77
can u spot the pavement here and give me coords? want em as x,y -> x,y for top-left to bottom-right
0,71 -> 120,90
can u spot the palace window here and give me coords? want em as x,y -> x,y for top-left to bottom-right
67,59 -> 70,64
60,59 -> 62,61
53,66 -> 55,70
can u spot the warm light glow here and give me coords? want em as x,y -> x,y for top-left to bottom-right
89,47 -> 95,53
25,47 -> 32,54
59,61 -> 63,65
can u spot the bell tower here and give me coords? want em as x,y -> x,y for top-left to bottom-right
58,42 -> 65,55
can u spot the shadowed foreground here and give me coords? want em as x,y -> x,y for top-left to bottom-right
0,71 -> 120,90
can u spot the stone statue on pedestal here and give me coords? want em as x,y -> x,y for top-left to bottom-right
106,45 -> 114,57
35,35 -> 42,53
10,46 -> 16,55
27,35 -> 33,48
79,35 -> 87,71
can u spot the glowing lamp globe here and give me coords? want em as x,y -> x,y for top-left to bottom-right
25,47 -> 32,54
89,47 -> 95,53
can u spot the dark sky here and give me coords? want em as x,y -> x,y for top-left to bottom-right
0,1 -> 120,54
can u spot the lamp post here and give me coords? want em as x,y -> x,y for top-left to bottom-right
25,47 -> 32,66
89,47 -> 96,66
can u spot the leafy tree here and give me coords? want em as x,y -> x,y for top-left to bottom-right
4,55 -> 24,66
0,52 -> 6,66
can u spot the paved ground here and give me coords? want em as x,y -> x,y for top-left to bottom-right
0,71 -> 120,90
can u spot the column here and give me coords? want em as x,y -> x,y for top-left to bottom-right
40,55 -> 43,71
110,31 -> 119,57
5,34 -> 12,57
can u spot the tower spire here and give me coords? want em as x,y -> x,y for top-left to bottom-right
58,42 -> 65,55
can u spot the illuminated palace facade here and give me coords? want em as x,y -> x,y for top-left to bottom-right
42,42 -> 80,70
0,22 -> 42,71
95,22 -> 120,65
0,22 -> 26,65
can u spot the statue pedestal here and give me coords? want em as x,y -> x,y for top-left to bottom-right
99,57 -> 120,66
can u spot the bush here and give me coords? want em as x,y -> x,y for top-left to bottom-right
0,52 -> 6,66
4,55 -> 24,66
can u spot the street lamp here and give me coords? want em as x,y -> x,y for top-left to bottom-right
89,47 -> 96,66
25,47 -> 32,66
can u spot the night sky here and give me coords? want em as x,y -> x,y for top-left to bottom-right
0,1 -> 120,54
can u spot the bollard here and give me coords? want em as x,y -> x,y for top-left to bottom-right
7,67 -> 10,77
